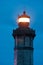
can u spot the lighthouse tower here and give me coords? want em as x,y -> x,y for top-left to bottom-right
13,11 -> 35,65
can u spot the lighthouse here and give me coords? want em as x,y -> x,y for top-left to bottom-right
12,11 -> 35,65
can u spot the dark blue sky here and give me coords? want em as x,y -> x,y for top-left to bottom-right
0,0 -> 43,65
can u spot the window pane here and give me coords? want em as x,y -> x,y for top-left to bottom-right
30,38 -> 33,47
24,50 -> 31,65
25,37 -> 30,47
17,50 -> 24,65
16,36 -> 24,47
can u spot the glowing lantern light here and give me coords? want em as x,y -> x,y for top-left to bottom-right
18,18 -> 30,23
17,11 -> 30,27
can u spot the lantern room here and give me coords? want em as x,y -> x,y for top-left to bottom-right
17,11 -> 30,27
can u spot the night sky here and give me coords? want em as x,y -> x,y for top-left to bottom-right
0,0 -> 43,65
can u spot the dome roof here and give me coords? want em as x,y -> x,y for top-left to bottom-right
18,11 -> 30,18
